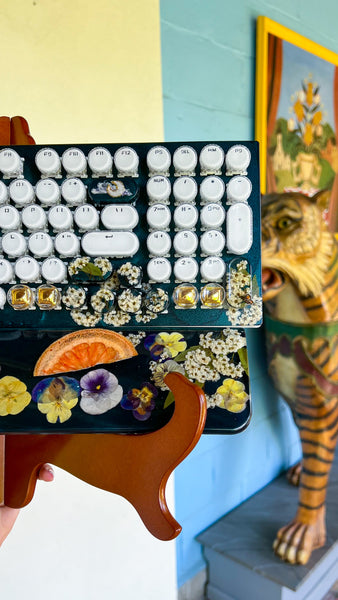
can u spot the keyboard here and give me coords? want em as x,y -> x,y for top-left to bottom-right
0,142 -> 262,330
0,141 -> 261,434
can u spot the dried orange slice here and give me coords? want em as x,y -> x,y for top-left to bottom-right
34,329 -> 137,376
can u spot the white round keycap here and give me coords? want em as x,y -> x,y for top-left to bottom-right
28,232 -> 54,257
55,232 -> 80,257
0,259 -> 14,284
114,146 -> 139,176
35,148 -> 61,176
9,179 -> 35,206
2,232 -> 27,257
173,177 -> 198,204
15,256 -> 40,282
174,257 -> 198,282
61,178 -> 87,205
21,205 -> 47,230
200,230 -> 226,255
41,257 -> 67,283
173,146 -> 197,174
147,257 -> 172,282
200,144 -> 225,173
200,176 -> 225,203
226,176 -> 252,203
173,204 -> 198,229
101,205 -> 139,230
36,179 -> 61,206
88,147 -> 113,175
173,230 -> 198,255
146,176 -> 171,203
146,231 -> 171,256
74,204 -> 99,230
28,231 -> 53,257
0,149 -> 22,177
48,205 -> 73,231
146,146 -> 171,174
62,148 -> 87,175
0,181 -> 9,204
146,204 -> 171,229
226,145 -> 251,173
200,256 -> 226,281
0,287 -> 6,308
0,205 -> 20,230
200,203 -> 225,228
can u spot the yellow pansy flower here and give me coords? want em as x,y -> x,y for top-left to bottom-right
0,376 -> 31,416
37,377 -> 79,424
156,332 -> 187,358
216,378 -> 249,413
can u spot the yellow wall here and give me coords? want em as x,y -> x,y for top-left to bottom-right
0,0 -> 163,143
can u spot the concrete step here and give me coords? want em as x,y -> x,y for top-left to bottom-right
197,455 -> 338,600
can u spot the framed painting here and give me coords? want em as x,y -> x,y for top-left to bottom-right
255,16 -> 338,229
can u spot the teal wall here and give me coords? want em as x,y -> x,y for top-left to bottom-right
160,0 -> 338,588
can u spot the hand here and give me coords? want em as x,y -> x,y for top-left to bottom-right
0,464 -> 54,547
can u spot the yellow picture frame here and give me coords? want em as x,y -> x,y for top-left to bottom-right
255,16 -> 338,199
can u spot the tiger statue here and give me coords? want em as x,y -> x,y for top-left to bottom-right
261,189 -> 338,565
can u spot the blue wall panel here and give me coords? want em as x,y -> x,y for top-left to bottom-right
160,0 -> 338,588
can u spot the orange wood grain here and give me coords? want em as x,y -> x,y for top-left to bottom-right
4,373 -> 206,540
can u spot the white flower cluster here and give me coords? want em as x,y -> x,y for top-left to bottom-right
205,394 -> 218,409
228,260 -> 251,308
68,257 -> 90,276
135,311 -> 157,324
199,329 -> 246,354
90,288 -> 115,313
123,331 -> 146,347
94,257 -> 112,276
184,349 -> 220,383
103,271 -> 120,290
226,296 -> 262,326
103,310 -> 131,325
117,289 -> 142,313
70,310 -> 101,327
117,262 -> 142,286
146,288 -> 169,313
62,286 -> 86,309
212,355 -> 244,377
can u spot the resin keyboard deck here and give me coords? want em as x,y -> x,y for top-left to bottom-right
0,141 -> 262,331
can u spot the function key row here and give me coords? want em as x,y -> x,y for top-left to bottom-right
0,144 -> 251,179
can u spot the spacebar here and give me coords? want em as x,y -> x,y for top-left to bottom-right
81,231 -> 140,257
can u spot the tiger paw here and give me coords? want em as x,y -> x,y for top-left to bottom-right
273,518 -> 326,564
286,462 -> 302,486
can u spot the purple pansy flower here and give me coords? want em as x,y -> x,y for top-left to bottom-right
121,382 -> 158,421
79,368 -> 123,415
144,333 -> 165,360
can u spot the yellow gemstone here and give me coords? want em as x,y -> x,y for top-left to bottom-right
8,285 -> 34,310
200,284 -> 225,308
37,285 -> 61,310
173,284 -> 199,308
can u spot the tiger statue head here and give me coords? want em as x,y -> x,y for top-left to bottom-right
261,189 -> 335,316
